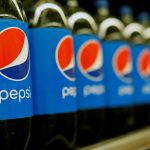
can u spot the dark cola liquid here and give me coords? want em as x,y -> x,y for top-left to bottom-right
134,105 -> 150,129
0,0 -> 32,150
0,118 -> 31,150
104,107 -> 135,138
76,109 -> 105,147
27,113 -> 77,150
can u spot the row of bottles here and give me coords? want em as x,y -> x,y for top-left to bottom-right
0,0 -> 150,149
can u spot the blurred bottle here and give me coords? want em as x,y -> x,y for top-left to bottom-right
134,12 -> 150,128
24,0 -> 77,149
121,6 -> 150,129
95,0 -> 135,137
66,0 -> 106,147
119,6 -> 134,25
137,12 -> 150,28
123,16 -> 150,130
0,0 -> 33,149
95,0 -> 110,23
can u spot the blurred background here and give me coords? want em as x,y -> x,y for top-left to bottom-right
58,0 -> 150,17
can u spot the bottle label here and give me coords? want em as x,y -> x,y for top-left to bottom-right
0,19 -> 33,120
30,28 -> 77,115
74,35 -> 106,110
103,41 -> 134,107
132,44 -> 150,105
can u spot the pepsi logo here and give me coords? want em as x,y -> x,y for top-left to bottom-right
56,36 -> 75,81
77,40 -> 103,82
0,27 -> 30,81
138,49 -> 150,81
113,45 -> 132,83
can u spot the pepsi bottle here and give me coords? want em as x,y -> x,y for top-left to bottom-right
123,20 -> 150,129
133,12 -> 150,128
24,0 -> 77,149
95,0 -> 135,137
0,0 -> 33,149
66,0 -> 106,147
121,6 -> 150,129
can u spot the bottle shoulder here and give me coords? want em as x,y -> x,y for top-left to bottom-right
0,0 -> 27,22
123,22 -> 145,44
98,17 -> 124,40
68,9 -> 98,35
26,1 -> 68,28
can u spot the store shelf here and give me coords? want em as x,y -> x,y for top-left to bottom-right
79,127 -> 150,150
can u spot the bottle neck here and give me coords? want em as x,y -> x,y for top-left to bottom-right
130,34 -> 144,44
29,1 -> 68,28
0,0 -> 27,21
104,27 -> 123,41
97,7 -> 110,18
143,27 -> 150,44
121,14 -> 134,25
123,23 -> 145,44
67,0 -> 79,8
68,11 -> 98,35
96,7 -> 110,24
99,17 -> 124,40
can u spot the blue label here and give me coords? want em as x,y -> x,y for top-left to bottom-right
0,19 -> 33,120
74,35 -> 106,110
30,28 -> 77,115
103,41 -> 134,108
132,44 -> 150,105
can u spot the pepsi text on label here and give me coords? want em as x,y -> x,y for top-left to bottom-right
0,86 -> 31,104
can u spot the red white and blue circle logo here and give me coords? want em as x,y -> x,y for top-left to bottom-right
77,40 -> 103,82
137,49 -> 150,81
0,27 -> 30,81
113,45 -> 132,83
56,36 -> 75,81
